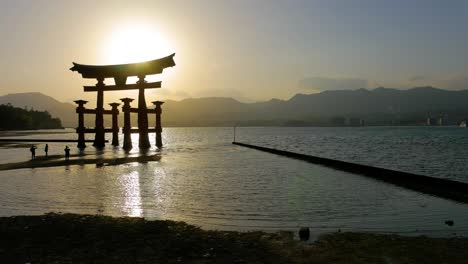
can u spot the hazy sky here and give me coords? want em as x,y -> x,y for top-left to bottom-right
1,0 -> 467,103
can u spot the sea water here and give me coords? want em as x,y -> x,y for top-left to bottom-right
0,127 -> 467,236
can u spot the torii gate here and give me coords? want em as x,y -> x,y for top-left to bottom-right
70,53 -> 175,149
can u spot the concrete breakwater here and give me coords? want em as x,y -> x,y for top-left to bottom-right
233,142 -> 468,204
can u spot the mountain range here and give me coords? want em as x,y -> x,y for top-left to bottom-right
1,87 -> 467,127
0,92 -> 76,127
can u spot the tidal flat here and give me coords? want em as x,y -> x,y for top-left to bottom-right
0,213 -> 467,264
0,153 -> 161,171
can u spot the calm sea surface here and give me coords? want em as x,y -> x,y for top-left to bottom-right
0,127 -> 467,237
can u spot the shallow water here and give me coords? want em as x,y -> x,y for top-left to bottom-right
0,127 -> 467,236
236,126 -> 468,183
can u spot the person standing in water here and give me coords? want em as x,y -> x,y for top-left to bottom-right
44,144 -> 49,158
64,146 -> 70,161
30,145 -> 37,160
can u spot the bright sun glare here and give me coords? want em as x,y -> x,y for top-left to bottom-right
103,24 -> 173,65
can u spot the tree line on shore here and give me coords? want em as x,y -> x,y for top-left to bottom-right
0,104 -> 62,130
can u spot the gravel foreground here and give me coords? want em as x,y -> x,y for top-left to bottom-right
1,213 -> 467,263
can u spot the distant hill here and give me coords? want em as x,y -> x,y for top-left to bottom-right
2,87 -> 468,127
283,87 -> 468,118
162,87 -> 468,126
0,92 -> 75,127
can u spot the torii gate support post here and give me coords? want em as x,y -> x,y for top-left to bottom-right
152,101 -> 164,148
137,75 -> 151,149
74,100 -> 88,149
121,98 -> 134,151
109,102 -> 120,146
94,77 -> 106,148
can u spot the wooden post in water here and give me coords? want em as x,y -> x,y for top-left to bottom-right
152,101 -> 164,148
109,102 -> 120,146
120,98 -> 134,151
94,77 -> 106,148
74,100 -> 88,149
233,126 -> 236,143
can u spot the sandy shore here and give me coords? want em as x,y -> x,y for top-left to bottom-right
0,213 -> 467,263
0,153 -> 161,171
0,129 -> 72,138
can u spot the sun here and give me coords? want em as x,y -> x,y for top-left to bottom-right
103,24 -> 174,65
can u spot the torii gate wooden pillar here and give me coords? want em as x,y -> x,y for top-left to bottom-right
94,78 -> 106,147
70,53 -> 176,149
109,102 -> 120,146
120,98 -> 134,150
137,75 -> 151,149
74,100 -> 87,149
152,101 -> 164,148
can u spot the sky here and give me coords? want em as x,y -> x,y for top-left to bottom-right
0,0 -> 467,103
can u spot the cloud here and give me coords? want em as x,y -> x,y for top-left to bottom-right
407,75 -> 468,90
146,89 -> 192,101
195,88 -> 254,102
297,75 -> 468,93
408,75 -> 427,82
298,77 -> 370,91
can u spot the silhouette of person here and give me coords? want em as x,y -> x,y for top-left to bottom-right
44,144 -> 49,157
30,145 -> 37,160
64,146 -> 70,161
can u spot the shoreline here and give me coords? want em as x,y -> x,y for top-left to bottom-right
0,129 -> 73,138
0,213 -> 467,263
0,153 -> 161,171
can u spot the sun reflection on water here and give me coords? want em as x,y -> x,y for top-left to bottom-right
119,170 -> 143,217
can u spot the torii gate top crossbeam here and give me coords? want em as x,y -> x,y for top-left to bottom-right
70,53 -> 176,80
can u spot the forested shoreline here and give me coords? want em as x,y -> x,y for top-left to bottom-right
0,104 -> 62,130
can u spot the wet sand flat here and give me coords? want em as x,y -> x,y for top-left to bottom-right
0,130 -> 72,137
0,154 -> 161,171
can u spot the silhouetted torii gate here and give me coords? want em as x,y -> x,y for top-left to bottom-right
70,53 -> 175,149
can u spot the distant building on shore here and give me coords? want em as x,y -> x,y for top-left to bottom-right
437,116 -> 444,126
427,114 -> 447,126
426,116 -> 435,126
329,116 -> 365,126
345,117 -> 365,126
426,116 -> 436,126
